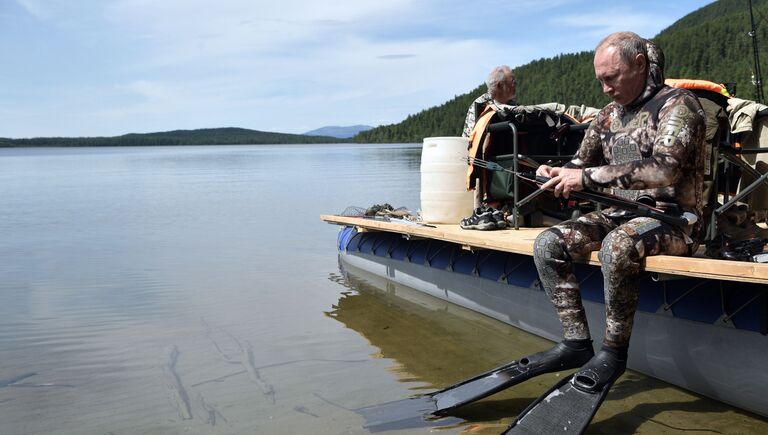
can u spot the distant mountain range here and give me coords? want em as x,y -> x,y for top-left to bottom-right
303,125 -> 374,138
0,127 -> 349,147
0,125 -> 378,146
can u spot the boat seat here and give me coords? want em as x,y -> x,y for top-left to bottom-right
470,105 -> 590,225
667,79 -> 768,258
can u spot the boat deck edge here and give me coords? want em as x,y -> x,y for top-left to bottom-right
320,214 -> 768,285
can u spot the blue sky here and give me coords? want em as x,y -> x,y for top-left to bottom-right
1,0 -> 715,138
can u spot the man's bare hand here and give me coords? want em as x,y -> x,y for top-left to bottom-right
539,167 -> 584,199
536,164 -> 554,178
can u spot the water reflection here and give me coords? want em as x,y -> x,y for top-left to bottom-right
328,261 -> 556,434
329,260 -> 768,435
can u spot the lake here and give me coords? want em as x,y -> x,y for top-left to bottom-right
1,144 -> 766,435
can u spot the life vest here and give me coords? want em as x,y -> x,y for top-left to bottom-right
665,78 -> 732,97
466,106 -> 498,190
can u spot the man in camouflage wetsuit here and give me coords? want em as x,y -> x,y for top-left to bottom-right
532,32 -> 706,385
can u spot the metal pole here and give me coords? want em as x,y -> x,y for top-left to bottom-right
511,123 -> 519,229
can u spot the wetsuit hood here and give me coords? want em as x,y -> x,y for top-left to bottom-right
626,40 -> 665,109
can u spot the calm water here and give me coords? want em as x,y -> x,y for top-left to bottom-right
1,144 -> 766,435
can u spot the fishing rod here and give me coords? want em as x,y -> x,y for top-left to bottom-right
467,157 -> 698,228
749,0 -> 765,103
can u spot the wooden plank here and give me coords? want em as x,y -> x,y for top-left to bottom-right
320,214 -> 768,285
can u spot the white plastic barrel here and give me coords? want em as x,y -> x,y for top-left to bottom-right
420,136 -> 474,224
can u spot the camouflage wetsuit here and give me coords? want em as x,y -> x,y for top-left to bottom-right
462,92 -> 516,138
533,42 -> 706,348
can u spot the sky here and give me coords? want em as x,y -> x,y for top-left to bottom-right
0,0 -> 716,138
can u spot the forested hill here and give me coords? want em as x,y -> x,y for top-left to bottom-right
356,0 -> 768,143
0,127 -> 346,147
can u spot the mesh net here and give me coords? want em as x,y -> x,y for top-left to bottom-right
339,204 -> 417,220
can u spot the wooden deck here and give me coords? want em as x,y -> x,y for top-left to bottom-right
321,214 -> 768,285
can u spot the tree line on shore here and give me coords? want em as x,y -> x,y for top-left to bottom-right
355,0 -> 768,143
0,127 -> 347,147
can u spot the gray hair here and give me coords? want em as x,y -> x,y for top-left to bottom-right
596,31 -> 665,82
486,65 -> 515,97
595,31 -> 647,65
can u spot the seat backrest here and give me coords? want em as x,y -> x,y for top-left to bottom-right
483,107 -> 587,164
695,92 -> 730,212
667,79 -> 768,258
666,79 -> 735,243
475,106 -> 590,222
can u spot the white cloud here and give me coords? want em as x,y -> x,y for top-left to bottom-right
13,0 -> 51,19
91,34 -> 515,133
12,0 -> 102,23
122,80 -> 177,105
0,0 -> 715,137
551,8 -> 661,39
93,0 -> 525,133
105,0 -> 418,66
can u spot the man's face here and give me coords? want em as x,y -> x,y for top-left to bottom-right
491,76 -> 516,103
594,46 -> 646,106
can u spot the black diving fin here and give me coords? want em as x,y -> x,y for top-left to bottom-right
355,341 -> 594,431
502,349 -> 627,434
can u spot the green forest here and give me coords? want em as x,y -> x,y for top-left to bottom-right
356,0 -> 768,143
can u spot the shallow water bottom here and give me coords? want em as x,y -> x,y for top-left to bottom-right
334,264 -> 768,435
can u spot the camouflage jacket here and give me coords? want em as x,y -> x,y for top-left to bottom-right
570,86 -> 706,214
462,92 -> 516,137
566,39 -> 707,223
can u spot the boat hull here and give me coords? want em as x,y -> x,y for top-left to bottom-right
336,226 -> 768,417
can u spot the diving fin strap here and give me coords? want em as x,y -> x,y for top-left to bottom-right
502,349 -> 626,434
354,341 -> 594,431
431,340 -> 594,414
